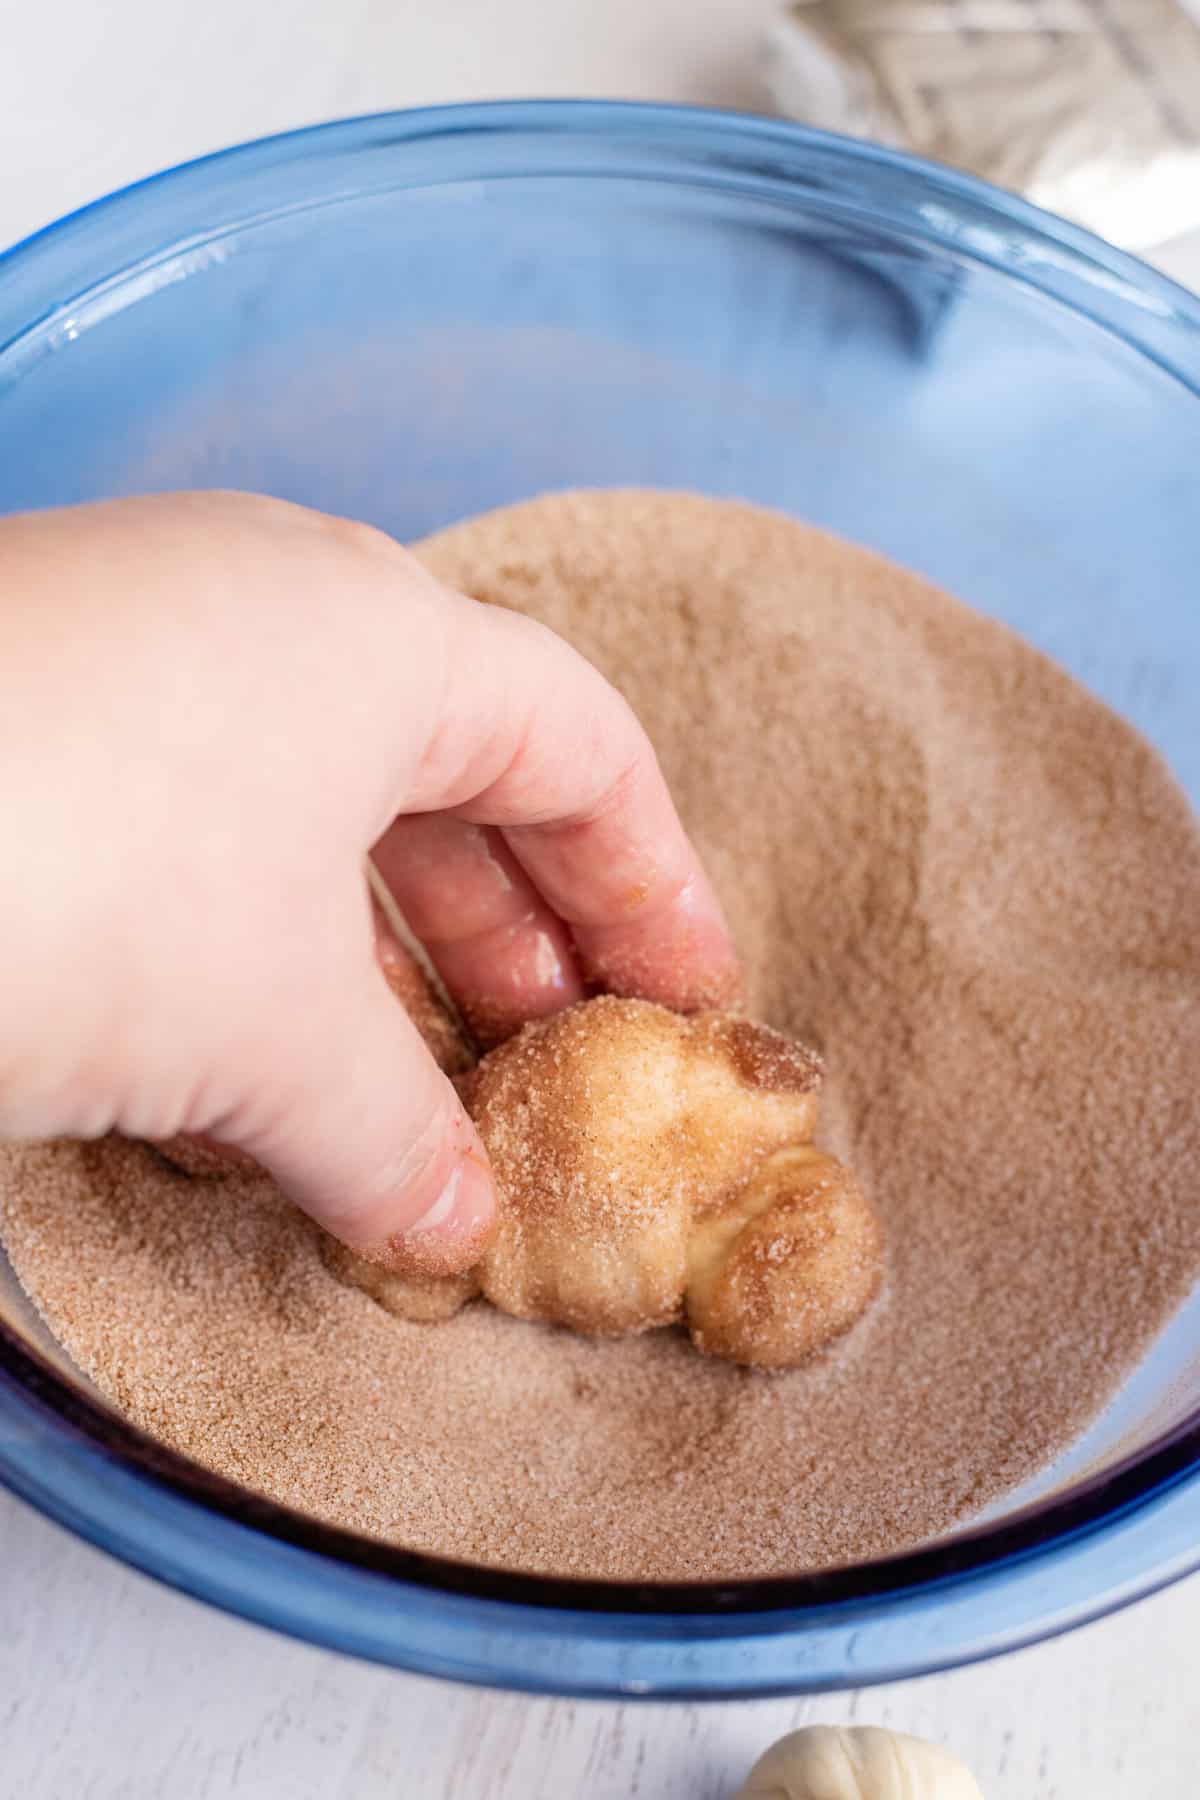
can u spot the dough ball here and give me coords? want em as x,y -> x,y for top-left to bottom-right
738,1726 -> 984,1800
465,996 -> 826,1338
156,966 -> 881,1366
319,1236 -> 480,1322
686,1147 -> 882,1368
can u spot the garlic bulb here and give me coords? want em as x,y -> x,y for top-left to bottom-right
738,1726 -> 984,1800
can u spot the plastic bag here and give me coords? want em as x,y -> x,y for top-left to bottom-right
763,0 -> 1200,249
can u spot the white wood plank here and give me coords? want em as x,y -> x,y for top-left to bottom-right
2,1486 -> 1196,1798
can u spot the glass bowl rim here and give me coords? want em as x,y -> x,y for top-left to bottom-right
1,97 -> 1199,1642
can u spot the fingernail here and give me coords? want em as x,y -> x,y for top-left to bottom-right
409,1161 -> 463,1233
393,1149 -> 496,1276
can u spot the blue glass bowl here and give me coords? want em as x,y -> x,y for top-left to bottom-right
2,102 -> 1199,1698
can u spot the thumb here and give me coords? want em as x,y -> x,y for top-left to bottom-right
242,957 -> 496,1278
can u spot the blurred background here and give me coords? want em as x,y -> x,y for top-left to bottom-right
4,0 -> 1200,284
0,0 -> 778,251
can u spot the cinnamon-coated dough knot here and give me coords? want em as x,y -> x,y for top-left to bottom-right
463,996 -> 881,1366
686,1146 -> 881,1368
465,997 -> 821,1336
154,932 -> 881,1366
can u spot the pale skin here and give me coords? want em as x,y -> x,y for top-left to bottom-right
0,492 -> 740,1270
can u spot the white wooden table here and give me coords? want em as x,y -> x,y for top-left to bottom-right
2,4 -> 1198,1794
1,1482 -> 1196,1798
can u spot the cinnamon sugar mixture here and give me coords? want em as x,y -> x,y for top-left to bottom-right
3,490 -> 1200,1579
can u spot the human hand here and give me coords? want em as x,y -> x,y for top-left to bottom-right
0,492 -> 739,1272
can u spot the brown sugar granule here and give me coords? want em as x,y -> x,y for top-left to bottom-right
3,489 -> 1200,1580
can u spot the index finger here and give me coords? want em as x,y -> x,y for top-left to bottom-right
503,761 -> 743,1013
403,594 -> 743,1016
